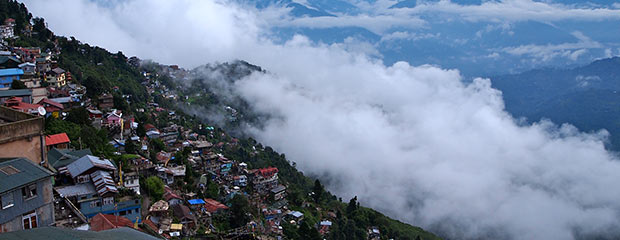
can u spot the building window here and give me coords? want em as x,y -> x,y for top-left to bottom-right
21,184 -> 36,199
77,175 -> 90,183
1,192 -> 13,209
103,197 -> 114,206
90,200 -> 101,208
22,211 -> 37,229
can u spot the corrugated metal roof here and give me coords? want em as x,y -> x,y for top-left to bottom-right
187,199 -> 205,205
48,148 -> 92,169
0,158 -> 52,193
45,133 -> 70,146
0,68 -> 24,76
54,183 -> 96,197
0,226 -> 159,240
66,155 -> 116,178
0,89 -> 32,97
90,170 -> 118,196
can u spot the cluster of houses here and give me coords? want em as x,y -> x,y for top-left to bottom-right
0,30 -> 349,239
0,37 -> 91,119
0,18 -> 16,41
0,70 -> 318,239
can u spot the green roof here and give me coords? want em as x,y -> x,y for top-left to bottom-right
0,227 -> 160,240
48,148 -> 93,169
0,158 -> 53,194
0,89 -> 32,98
0,56 -> 21,65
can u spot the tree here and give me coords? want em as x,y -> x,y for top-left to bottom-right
83,76 -> 106,98
66,107 -> 91,125
347,196 -> 358,216
144,176 -> 164,201
282,221 -> 300,239
150,138 -> 165,152
113,93 -> 128,111
204,181 -> 219,199
136,122 -> 146,137
298,220 -> 321,240
312,179 -> 324,204
10,79 -> 26,89
229,194 -> 251,228
125,139 -> 137,154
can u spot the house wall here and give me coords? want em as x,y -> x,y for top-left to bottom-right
80,198 -> 142,223
0,107 -> 46,166
0,177 -> 54,232
0,75 -> 20,89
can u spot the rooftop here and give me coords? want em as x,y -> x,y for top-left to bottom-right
187,199 -> 205,205
0,157 -> 52,194
47,148 -> 92,169
204,198 -> 228,213
90,213 -> 134,232
54,183 -> 96,197
0,226 -> 158,240
45,133 -> 70,146
0,89 -> 32,98
0,68 -> 24,77
37,98 -> 64,110
66,155 -> 116,178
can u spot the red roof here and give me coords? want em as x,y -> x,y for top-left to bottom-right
4,97 -> 41,113
204,198 -> 228,213
163,186 -> 182,201
45,133 -> 71,146
90,213 -> 134,232
143,218 -> 158,232
144,124 -> 156,131
37,98 -> 64,110
257,167 -> 278,178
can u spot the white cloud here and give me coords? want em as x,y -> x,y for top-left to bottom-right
569,48 -> 587,61
501,31 -> 601,62
380,31 -> 440,42
394,0 -> 620,23
270,14 -> 426,35
22,1 -> 620,239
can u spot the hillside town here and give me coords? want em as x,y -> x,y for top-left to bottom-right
0,36 -> 326,239
0,1 -> 438,240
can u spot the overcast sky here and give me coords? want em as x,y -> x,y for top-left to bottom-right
22,0 -> 620,239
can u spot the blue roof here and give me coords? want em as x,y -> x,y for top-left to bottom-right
0,68 -> 24,77
188,199 -> 205,205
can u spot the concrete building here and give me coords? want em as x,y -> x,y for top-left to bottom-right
0,68 -> 24,90
0,157 -> 54,232
0,106 -> 47,167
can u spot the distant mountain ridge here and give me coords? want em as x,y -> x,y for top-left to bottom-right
491,57 -> 620,151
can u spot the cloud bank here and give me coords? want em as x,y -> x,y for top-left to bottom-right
23,0 -> 620,239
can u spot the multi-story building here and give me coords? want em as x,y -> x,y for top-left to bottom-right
251,167 -> 279,194
123,171 -> 140,195
0,68 -> 24,90
0,157 -> 54,232
0,106 -> 47,167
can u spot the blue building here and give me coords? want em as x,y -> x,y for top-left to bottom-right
0,68 -> 24,89
54,155 -> 142,224
0,157 -> 55,232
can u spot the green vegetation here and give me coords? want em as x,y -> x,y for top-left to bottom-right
45,117 -> 114,157
142,63 -> 442,240
57,37 -> 148,103
229,194 -> 252,228
10,79 -> 26,89
144,176 -> 165,201
9,2 -> 441,237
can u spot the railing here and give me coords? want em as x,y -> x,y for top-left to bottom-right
62,196 -> 88,223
